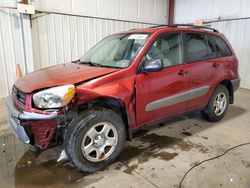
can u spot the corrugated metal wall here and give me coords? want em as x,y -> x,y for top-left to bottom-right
0,8 -> 24,99
0,0 -> 34,99
174,0 -> 250,24
31,13 -> 154,70
211,20 -> 250,89
34,0 -> 168,25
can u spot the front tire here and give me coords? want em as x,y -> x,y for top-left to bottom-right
65,108 -> 126,172
201,85 -> 229,122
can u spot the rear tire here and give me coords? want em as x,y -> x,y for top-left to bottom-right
65,108 -> 126,172
201,85 -> 229,122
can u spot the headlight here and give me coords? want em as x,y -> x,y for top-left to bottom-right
33,85 -> 75,109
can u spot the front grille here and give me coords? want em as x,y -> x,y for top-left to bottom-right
13,86 -> 26,105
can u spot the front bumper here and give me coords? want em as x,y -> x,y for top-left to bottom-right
6,95 -> 58,149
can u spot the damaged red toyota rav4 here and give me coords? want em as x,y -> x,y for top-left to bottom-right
7,25 -> 240,172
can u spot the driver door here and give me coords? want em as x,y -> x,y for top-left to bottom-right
135,32 -> 190,126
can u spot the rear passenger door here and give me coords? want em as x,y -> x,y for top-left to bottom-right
184,32 -> 227,110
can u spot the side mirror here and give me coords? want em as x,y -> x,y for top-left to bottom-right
142,59 -> 163,72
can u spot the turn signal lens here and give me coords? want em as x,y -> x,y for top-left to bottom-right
62,86 -> 75,105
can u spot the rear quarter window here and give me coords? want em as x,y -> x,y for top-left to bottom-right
213,36 -> 232,57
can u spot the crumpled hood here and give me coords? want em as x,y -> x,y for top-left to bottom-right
15,63 -> 119,93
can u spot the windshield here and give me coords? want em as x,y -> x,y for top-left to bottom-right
79,33 -> 149,68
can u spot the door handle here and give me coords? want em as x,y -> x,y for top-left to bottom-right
212,63 -> 220,68
178,70 -> 188,75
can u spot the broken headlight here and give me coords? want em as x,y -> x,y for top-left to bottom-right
33,85 -> 75,109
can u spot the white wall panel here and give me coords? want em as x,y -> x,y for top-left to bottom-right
34,0 -> 168,24
120,0 -> 138,22
0,0 -> 16,7
0,8 -> 25,98
174,0 -> 250,24
73,0 -> 98,16
31,13 -> 154,70
97,0 -> 120,19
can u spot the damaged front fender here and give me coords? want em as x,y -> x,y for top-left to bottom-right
75,74 -> 137,129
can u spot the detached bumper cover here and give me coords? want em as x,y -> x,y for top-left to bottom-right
6,96 -> 30,144
9,113 -> 30,144
231,77 -> 241,92
6,96 -> 58,148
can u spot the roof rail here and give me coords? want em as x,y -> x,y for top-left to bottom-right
150,24 -> 168,28
149,24 -> 219,33
170,24 -> 219,32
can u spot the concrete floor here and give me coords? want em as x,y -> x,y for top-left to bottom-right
0,89 -> 250,188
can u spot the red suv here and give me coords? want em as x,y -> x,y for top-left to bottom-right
7,24 -> 240,172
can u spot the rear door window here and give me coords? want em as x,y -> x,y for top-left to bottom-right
185,33 -> 217,62
185,33 -> 208,62
213,36 -> 232,57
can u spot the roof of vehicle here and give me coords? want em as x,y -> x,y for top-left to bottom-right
122,24 -> 221,36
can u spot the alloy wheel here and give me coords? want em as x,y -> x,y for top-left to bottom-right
213,92 -> 227,116
81,122 -> 118,162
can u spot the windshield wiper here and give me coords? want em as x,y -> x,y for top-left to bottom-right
78,60 -> 102,67
71,59 -> 80,63
76,60 -> 123,69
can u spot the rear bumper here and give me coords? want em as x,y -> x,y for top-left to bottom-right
231,77 -> 241,92
6,95 -> 58,149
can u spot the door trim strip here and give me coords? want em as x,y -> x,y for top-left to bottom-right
145,85 -> 210,112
